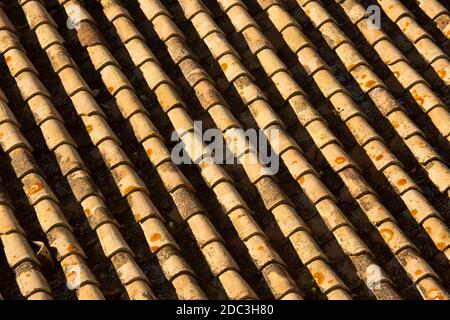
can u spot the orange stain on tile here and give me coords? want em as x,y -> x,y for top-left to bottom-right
335,156 -> 346,164
436,242 -> 445,250
401,21 -> 410,33
299,176 -> 305,184
365,80 -> 376,88
313,272 -> 325,285
380,228 -> 394,243
28,182 -> 44,195
150,233 -> 161,242
412,90 -> 425,105
392,120 -> 400,129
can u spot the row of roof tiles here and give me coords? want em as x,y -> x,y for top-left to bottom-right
0,0 -> 448,299
405,0 -> 450,41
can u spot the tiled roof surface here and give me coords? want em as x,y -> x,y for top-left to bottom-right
0,0 -> 448,300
